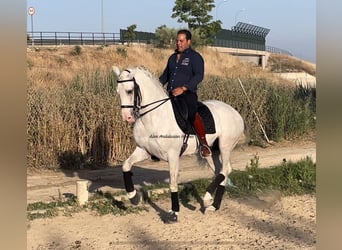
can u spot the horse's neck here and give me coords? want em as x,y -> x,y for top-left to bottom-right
138,102 -> 179,136
141,88 -> 167,105
136,73 -> 177,132
137,72 -> 168,105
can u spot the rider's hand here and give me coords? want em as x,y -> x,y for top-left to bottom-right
172,86 -> 187,96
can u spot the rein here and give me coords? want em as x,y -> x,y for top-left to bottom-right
117,77 -> 172,118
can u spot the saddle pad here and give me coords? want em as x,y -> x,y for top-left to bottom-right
171,100 -> 216,135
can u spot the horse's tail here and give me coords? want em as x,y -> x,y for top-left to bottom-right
237,120 -> 251,145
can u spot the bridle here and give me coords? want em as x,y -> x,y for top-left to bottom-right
117,72 -> 172,118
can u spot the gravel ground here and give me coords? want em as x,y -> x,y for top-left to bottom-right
27,139 -> 316,249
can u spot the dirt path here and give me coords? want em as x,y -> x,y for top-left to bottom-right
27,138 -> 316,249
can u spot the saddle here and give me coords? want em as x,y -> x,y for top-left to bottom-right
170,98 -> 216,135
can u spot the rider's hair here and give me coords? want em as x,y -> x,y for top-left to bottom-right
177,29 -> 192,41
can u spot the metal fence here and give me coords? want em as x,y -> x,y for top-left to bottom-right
27,31 -> 292,56
26,31 -> 155,46
266,46 -> 292,56
213,28 -> 266,51
27,31 -> 121,46
213,39 -> 266,51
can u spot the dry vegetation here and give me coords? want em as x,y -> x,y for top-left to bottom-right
267,53 -> 316,75
27,45 -> 315,87
27,45 -> 316,169
27,45 -> 249,86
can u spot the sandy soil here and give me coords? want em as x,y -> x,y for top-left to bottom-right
27,138 -> 316,250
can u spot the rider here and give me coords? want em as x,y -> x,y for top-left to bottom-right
159,29 -> 211,157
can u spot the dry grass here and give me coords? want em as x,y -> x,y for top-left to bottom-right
28,45 -> 315,89
27,45 -> 273,85
267,53 -> 316,75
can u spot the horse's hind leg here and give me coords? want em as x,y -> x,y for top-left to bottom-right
204,145 -> 222,175
203,143 -> 235,211
212,158 -> 232,210
122,146 -> 149,205
202,150 -> 222,208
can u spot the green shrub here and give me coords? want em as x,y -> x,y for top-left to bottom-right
231,156 -> 316,195
199,77 -> 315,143
265,84 -> 316,141
70,45 -> 82,56
116,47 -> 127,57
173,156 -> 315,206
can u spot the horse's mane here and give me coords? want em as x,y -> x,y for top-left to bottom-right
127,66 -> 168,95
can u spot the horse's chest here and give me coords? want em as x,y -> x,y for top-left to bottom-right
133,122 -> 157,146
133,122 -> 182,152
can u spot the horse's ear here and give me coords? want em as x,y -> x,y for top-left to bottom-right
112,66 -> 120,77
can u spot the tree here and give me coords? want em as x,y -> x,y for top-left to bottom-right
171,0 -> 221,45
124,24 -> 137,45
155,25 -> 178,48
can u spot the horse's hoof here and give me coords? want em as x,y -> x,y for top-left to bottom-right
204,205 -> 217,214
129,190 -> 141,205
203,192 -> 213,208
165,210 -> 178,223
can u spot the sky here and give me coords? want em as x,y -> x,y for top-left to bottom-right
26,0 -> 316,63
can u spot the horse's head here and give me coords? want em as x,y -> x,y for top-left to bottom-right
113,66 -> 169,124
113,66 -> 139,124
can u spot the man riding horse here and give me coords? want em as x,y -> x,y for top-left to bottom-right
159,29 -> 212,158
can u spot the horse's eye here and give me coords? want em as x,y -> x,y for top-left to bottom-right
126,89 -> 133,95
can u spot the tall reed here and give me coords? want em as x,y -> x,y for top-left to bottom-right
27,70 -> 315,169
27,70 -> 136,169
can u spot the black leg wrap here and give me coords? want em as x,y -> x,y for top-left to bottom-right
123,171 -> 134,193
213,185 -> 225,210
206,174 -> 225,195
171,192 -> 180,212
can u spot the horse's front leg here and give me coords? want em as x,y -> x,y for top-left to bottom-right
166,150 -> 181,223
122,146 -> 149,205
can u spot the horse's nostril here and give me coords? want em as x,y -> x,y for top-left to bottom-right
126,115 -> 135,122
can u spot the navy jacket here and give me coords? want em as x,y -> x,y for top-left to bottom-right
159,48 -> 204,93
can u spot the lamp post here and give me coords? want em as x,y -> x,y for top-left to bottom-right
234,8 -> 245,26
216,0 -> 228,21
101,0 -> 105,44
101,0 -> 104,33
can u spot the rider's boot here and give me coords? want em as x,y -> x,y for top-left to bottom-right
193,113 -> 212,158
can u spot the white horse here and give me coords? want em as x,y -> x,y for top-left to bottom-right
113,66 -> 247,223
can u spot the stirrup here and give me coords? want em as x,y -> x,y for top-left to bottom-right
200,144 -> 212,158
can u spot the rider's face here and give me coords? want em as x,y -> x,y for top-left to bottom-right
176,34 -> 191,53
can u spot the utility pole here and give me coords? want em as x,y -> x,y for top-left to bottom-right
28,6 -> 35,46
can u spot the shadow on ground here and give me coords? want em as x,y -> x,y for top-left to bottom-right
59,164 -> 170,193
